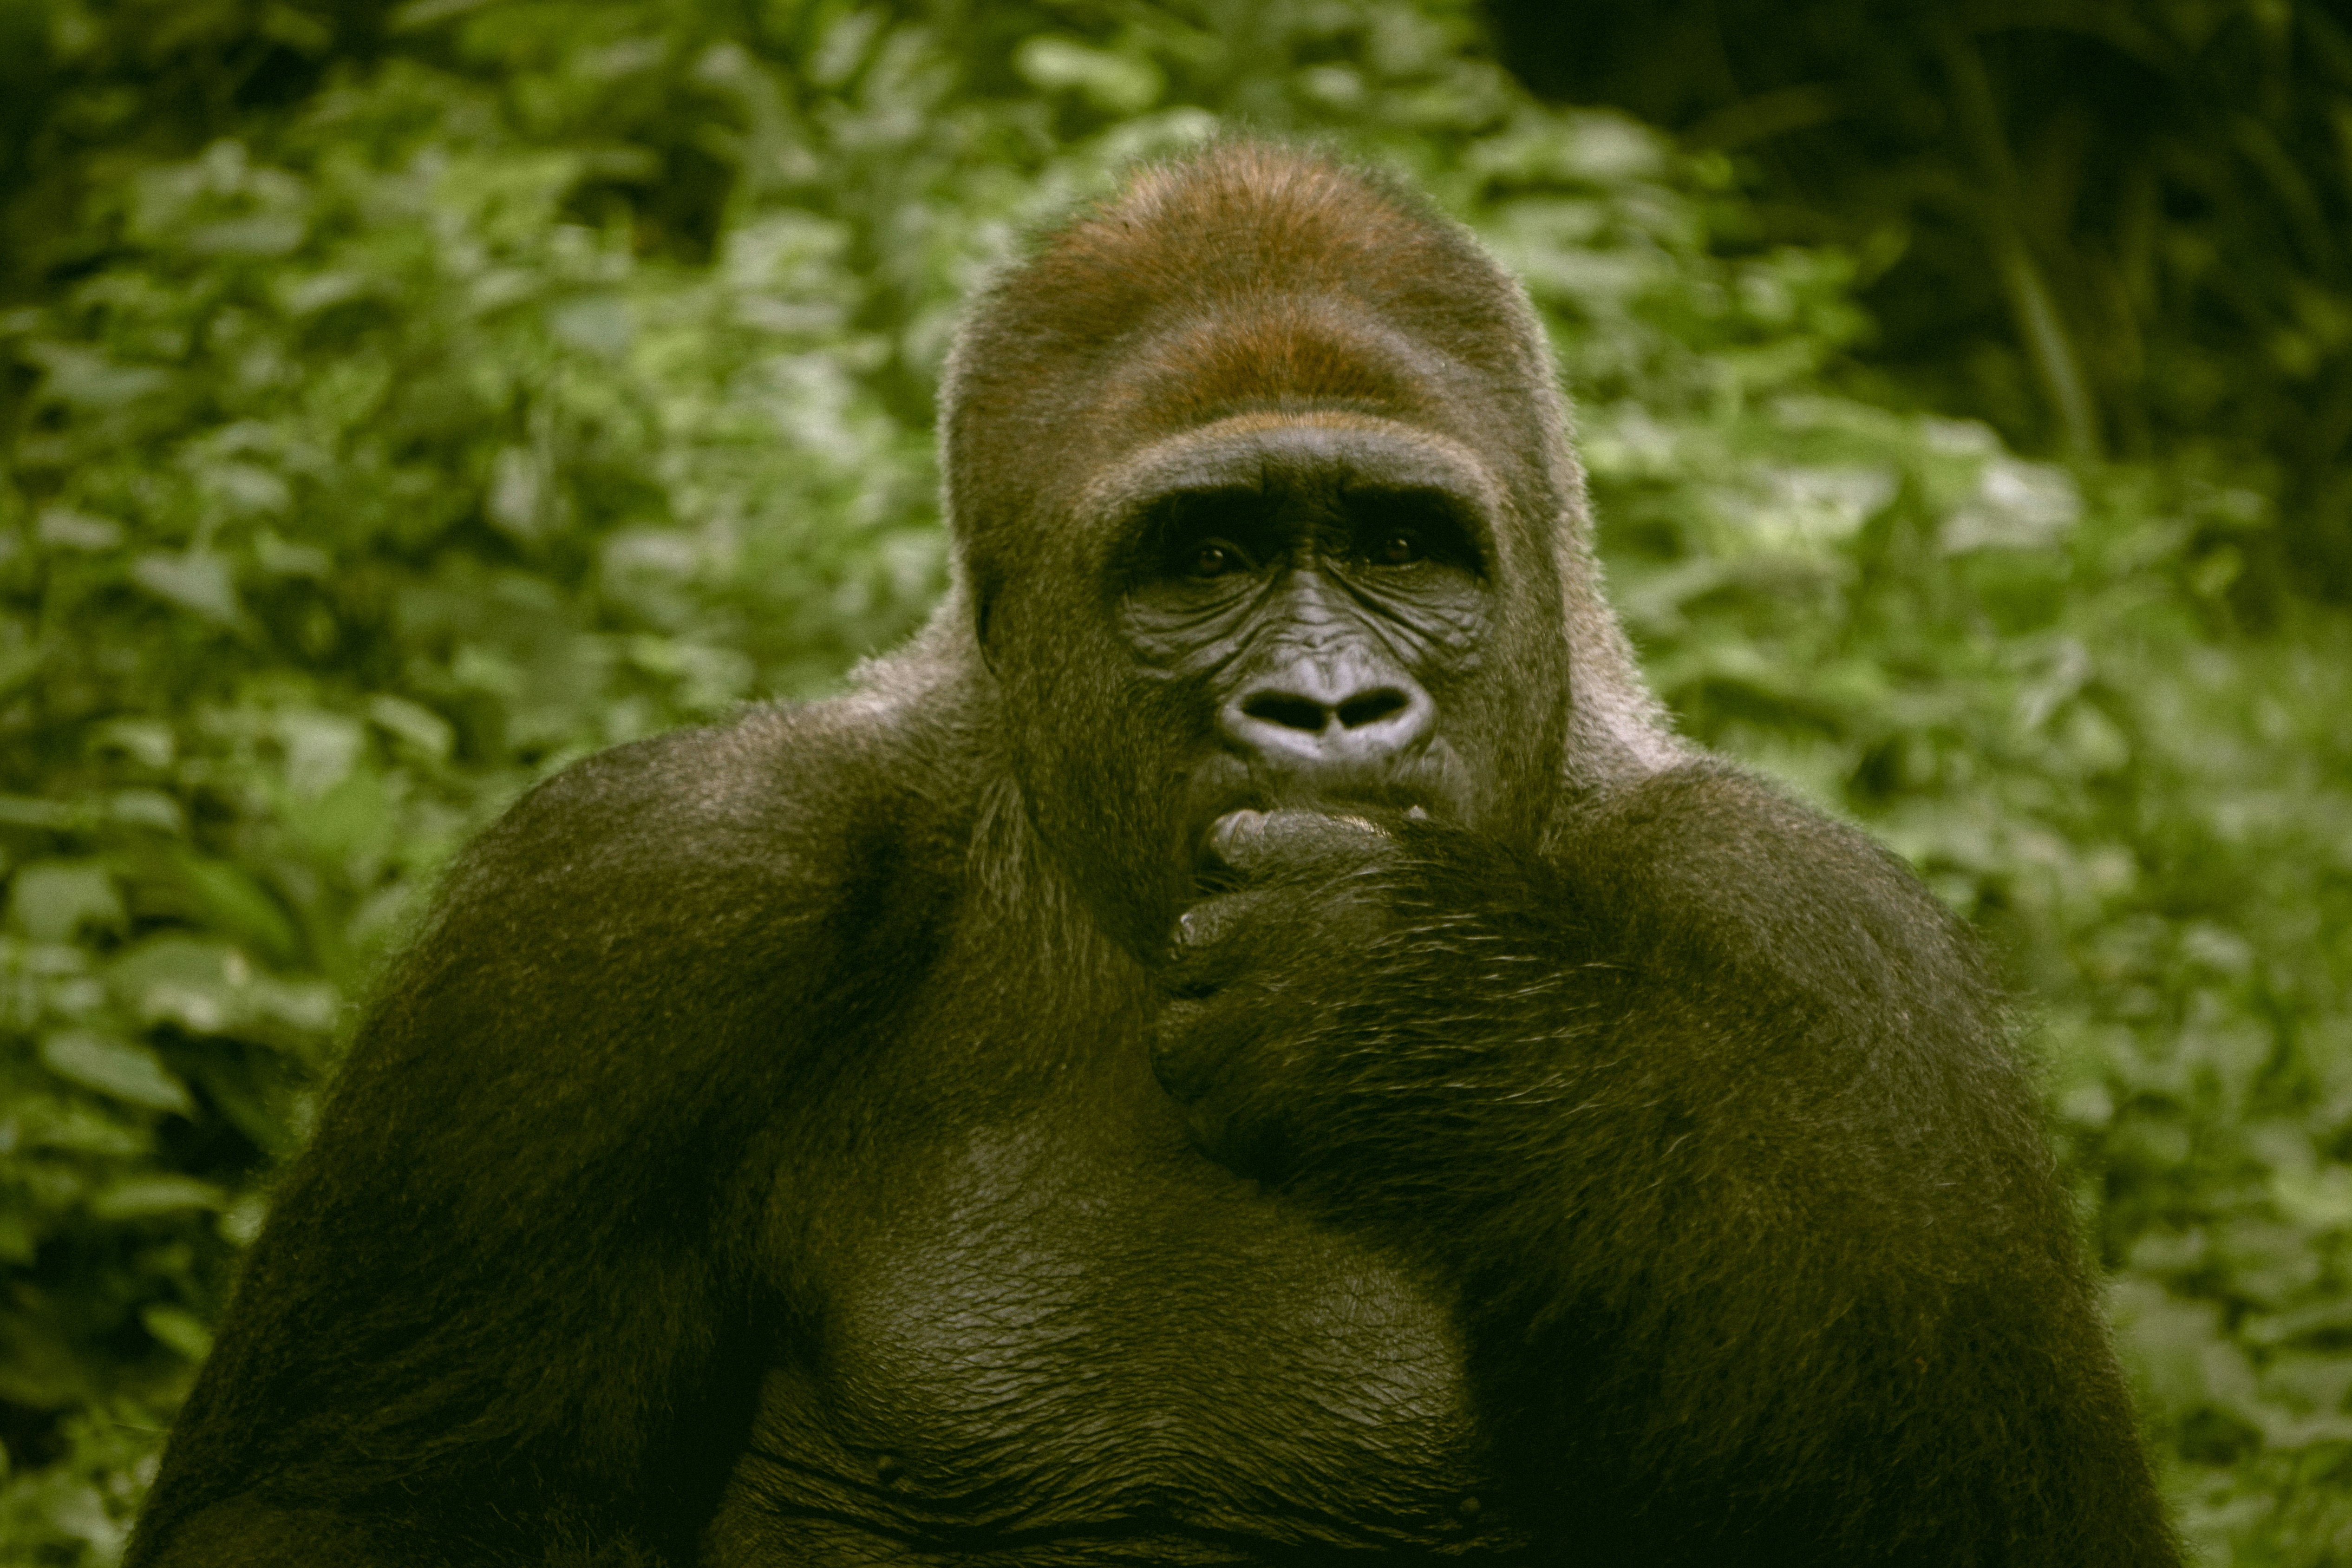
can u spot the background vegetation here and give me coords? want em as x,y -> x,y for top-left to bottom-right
1494,0 -> 2352,603
0,0 -> 2345,1561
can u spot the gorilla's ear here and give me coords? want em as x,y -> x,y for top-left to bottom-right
969,574 -> 998,675
937,513 -> 997,671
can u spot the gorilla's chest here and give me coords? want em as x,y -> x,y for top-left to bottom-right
704,1052 -> 1526,1564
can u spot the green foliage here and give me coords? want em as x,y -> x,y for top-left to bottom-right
1491,0 -> 2352,605
0,1 -> 2345,1562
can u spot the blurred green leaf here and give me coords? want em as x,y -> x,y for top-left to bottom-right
128,554 -> 243,627
88,1175 -> 225,1220
7,863 -> 124,942
36,1032 -> 192,1116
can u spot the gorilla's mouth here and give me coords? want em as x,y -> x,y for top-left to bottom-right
1180,741 -> 1468,882
1195,802 -> 1434,887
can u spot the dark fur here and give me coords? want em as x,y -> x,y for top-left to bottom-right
131,145 -> 2177,1567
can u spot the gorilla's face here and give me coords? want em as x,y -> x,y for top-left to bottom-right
945,153 -> 1582,956
984,408 -> 1570,959
1111,420 -> 1496,870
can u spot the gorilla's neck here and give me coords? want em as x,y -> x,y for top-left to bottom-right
961,771 -> 1154,1048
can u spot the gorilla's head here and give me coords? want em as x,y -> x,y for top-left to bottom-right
939,143 -> 1672,952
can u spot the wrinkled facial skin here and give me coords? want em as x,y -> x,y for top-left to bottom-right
990,416 -> 1571,959
1117,444 -> 1490,860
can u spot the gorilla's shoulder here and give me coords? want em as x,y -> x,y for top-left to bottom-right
431,681 -> 975,950
319,686 -> 973,1132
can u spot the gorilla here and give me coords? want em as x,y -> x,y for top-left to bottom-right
131,143 -> 2177,1567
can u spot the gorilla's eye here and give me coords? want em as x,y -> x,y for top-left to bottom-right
1188,542 -> 1248,580
1349,487 -> 1479,575
1142,490 -> 1274,585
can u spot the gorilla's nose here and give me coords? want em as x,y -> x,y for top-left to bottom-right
1222,660 -> 1436,775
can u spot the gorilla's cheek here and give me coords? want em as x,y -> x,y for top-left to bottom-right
997,650 -> 1211,943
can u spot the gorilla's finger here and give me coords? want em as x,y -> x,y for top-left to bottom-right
1162,890 -> 1277,995
1172,889 -> 1266,949
1202,807 -> 1393,882
1150,999 -> 1237,1102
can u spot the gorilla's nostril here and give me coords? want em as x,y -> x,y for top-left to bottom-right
1336,689 -> 1410,730
1241,692 -> 1331,732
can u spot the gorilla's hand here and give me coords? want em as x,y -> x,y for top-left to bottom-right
1152,808 -> 1548,1186
1156,809 -> 1380,1179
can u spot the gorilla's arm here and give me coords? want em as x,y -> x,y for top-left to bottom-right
1155,762 -> 2175,1567
130,706 -> 953,1567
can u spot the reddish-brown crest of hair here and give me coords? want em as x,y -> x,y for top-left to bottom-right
941,141 -> 1676,799
943,143 -> 1564,567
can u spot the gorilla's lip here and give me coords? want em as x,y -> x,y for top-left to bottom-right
1197,803 -> 1431,879
1189,793 -> 1439,883
1203,801 -> 1429,841
1176,749 -> 1462,882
